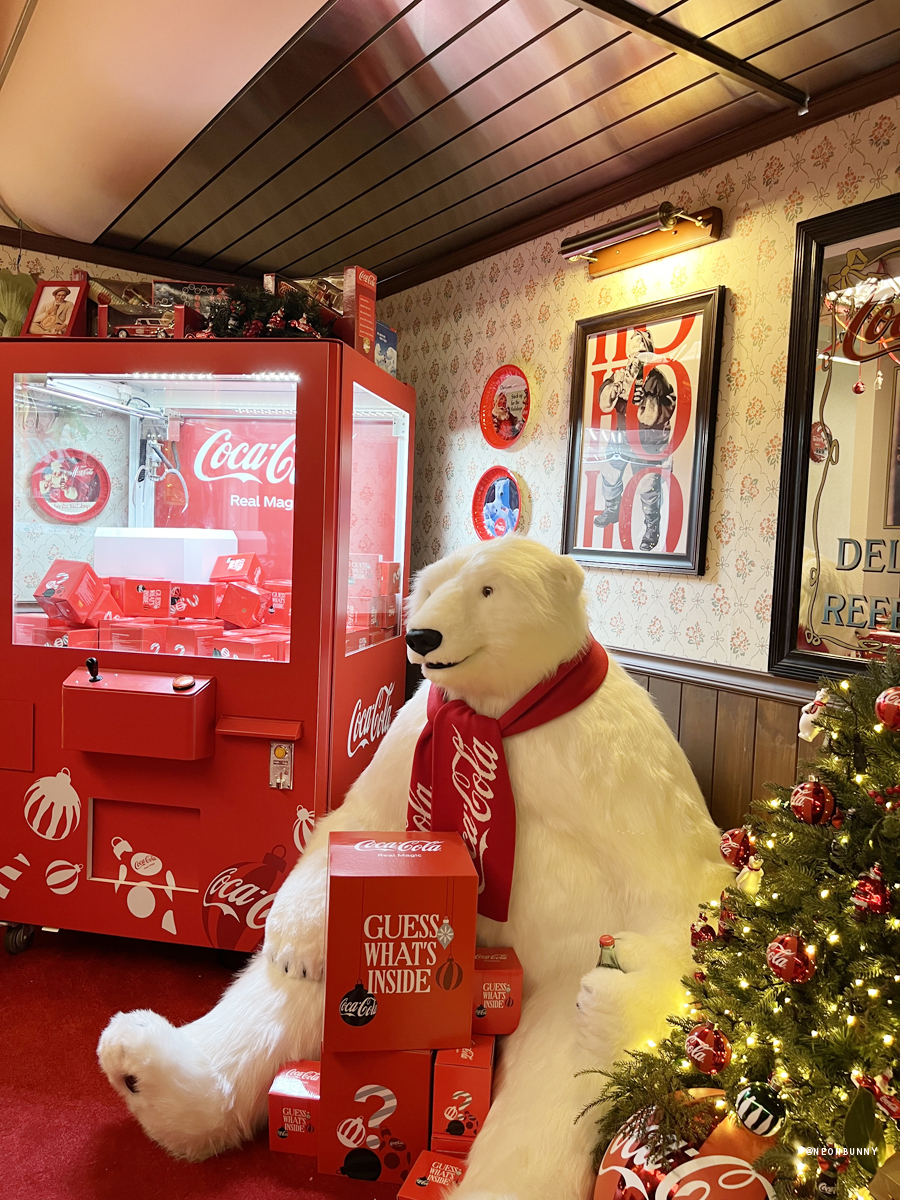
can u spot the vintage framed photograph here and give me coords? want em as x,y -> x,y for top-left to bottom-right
562,287 -> 724,574
770,192 -> 900,679
21,280 -> 88,338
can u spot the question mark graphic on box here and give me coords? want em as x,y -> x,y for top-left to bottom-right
443,1089 -> 473,1121
354,1083 -> 397,1149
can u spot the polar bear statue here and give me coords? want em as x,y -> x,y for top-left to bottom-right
98,537 -> 730,1199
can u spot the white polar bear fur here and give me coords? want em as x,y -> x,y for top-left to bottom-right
98,536 -> 731,1198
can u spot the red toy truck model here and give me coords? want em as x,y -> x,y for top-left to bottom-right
0,338 -> 414,955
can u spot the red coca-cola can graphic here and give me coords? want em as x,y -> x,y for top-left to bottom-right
202,844 -> 289,951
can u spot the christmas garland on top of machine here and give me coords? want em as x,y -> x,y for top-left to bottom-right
582,652 -> 900,1200
200,284 -> 328,339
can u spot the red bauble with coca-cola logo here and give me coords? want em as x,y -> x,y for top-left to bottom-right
875,687 -> 900,732
593,1091 -> 778,1200
851,864 -> 892,921
766,931 -> 816,983
685,1023 -> 732,1074
201,844 -> 288,951
789,780 -> 836,825
719,828 -> 753,870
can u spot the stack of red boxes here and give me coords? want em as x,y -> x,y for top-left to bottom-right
21,555 -> 293,661
266,831 -> 524,1194
346,554 -> 401,653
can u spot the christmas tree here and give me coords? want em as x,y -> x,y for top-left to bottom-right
585,654 -> 900,1200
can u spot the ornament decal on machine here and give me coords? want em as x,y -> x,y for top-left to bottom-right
201,845 -> 288,952
293,806 -> 315,853
111,837 -> 178,936
0,852 -> 30,900
45,859 -> 82,895
24,768 -> 81,841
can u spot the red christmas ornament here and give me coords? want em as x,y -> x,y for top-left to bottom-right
875,687 -> 900,731
852,380 -> 866,395
719,828 -> 753,870
850,863 -> 892,921
691,914 -> 717,946
816,1146 -> 849,1174
685,1023 -> 732,1074
693,970 -> 707,984
201,844 -> 288,952
766,931 -> 816,983
790,780 -> 836,825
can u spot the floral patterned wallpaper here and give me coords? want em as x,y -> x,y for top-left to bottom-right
380,97 -> 900,673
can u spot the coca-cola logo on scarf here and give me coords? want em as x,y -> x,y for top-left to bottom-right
449,726 -> 497,896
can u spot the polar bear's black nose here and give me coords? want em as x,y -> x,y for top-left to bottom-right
406,628 -> 443,656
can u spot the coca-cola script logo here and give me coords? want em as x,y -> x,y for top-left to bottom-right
193,428 -> 296,486
450,726 -> 497,895
353,839 -> 443,853
201,845 -> 288,952
339,980 -> 378,1026
204,867 -> 275,929
347,683 -> 394,758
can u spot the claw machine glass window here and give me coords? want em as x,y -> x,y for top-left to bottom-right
13,372 -> 297,662
345,382 -> 409,655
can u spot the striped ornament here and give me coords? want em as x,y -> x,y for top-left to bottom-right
735,1084 -> 786,1136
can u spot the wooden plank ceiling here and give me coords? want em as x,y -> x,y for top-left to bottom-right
98,0 -> 900,294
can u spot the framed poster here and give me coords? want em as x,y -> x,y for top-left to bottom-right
770,193 -> 900,678
21,280 -> 88,338
562,288 -> 724,573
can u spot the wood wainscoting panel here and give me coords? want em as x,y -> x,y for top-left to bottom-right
752,699 -> 801,799
649,677 -> 682,739
711,691 -> 759,830
679,684 -> 718,807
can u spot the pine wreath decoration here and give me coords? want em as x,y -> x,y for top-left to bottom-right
198,284 -> 328,339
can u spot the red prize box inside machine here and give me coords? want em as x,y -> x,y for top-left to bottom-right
62,666 -> 216,759
209,553 -> 263,587
323,832 -> 477,1053
170,582 -> 218,619
399,1150 -> 467,1196
262,580 -> 292,625
268,1060 -> 320,1155
472,947 -> 523,1035
34,559 -> 103,623
109,577 -> 171,617
318,1048 -> 430,1184
217,582 -> 272,628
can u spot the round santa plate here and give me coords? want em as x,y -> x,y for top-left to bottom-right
472,466 -> 521,540
479,365 -> 530,449
31,448 -> 111,524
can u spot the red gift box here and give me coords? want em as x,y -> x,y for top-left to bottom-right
170,582 -> 218,619
82,588 -> 125,628
108,623 -> 165,653
209,553 -> 263,586
268,1060 -> 319,1156
471,947 -> 523,1036
216,582 -> 272,629
398,1150 -> 467,1196
32,626 -> 98,649
34,559 -> 103,622
262,580 -> 292,625
212,635 -> 284,661
109,577 -> 171,617
431,1035 -> 494,1151
347,596 -> 379,631
318,1047 -> 431,1183
428,1135 -> 469,1159
166,623 -> 223,656
376,594 -> 398,630
345,631 -> 374,654
378,562 -> 401,595
323,831 -> 477,1053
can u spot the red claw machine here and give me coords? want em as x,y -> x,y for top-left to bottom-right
0,338 -> 414,954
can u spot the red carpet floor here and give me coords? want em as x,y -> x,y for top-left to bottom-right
0,927 -> 400,1200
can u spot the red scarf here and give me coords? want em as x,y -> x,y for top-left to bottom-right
406,638 -> 609,921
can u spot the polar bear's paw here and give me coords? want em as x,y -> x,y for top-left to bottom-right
263,916 -> 325,983
575,932 -> 663,1054
97,1009 -> 233,1160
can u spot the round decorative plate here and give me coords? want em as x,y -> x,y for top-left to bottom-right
479,365 -> 530,449
472,466 -> 521,540
31,449 -> 111,524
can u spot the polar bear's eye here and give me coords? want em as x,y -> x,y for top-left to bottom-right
482,586 -> 493,597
